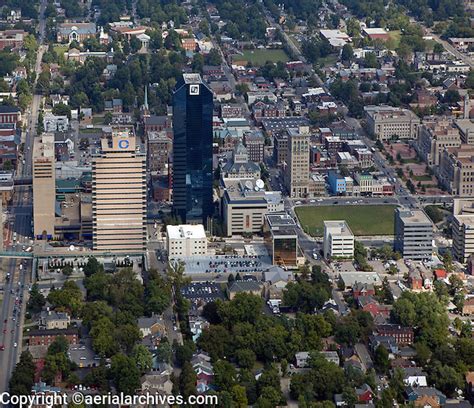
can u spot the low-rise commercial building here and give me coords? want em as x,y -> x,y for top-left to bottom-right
222,178 -> 283,236
264,213 -> 299,269
323,220 -> 354,259
166,224 -> 207,259
365,106 -> 420,140
394,208 -> 433,261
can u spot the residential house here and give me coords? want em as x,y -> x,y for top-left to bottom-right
227,280 -> 262,300
39,311 -> 70,330
462,297 -> 474,315
406,387 -> 447,408
295,351 -> 310,368
352,283 -> 375,299
369,335 -> 398,354
356,384 -> 374,403
137,316 -> 167,338
400,367 -> 428,387
191,353 -> 214,393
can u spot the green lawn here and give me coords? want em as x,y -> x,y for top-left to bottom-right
92,116 -> 104,125
53,44 -> 69,57
79,128 -> 101,134
295,205 -> 397,237
412,175 -> 432,182
317,54 -> 338,67
239,49 -> 289,65
387,31 -> 401,49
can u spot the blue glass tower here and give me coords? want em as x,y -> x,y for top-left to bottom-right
172,73 -> 213,224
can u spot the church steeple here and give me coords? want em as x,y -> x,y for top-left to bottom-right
141,84 -> 150,119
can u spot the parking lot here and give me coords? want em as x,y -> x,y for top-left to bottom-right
180,254 -> 273,275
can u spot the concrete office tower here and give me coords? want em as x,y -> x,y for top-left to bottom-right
33,133 -> 56,239
92,128 -> 146,252
323,220 -> 354,259
172,73 -> 213,225
452,198 -> 474,263
394,207 -> 433,261
285,128 -> 310,198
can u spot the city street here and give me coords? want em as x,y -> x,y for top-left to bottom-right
0,0 -> 47,393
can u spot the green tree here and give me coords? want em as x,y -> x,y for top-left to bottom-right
27,283 -> 45,314
374,345 -> 390,374
341,44 -> 354,62
132,344 -> 153,374
9,352 -> 35,395
110,353 -> 141,394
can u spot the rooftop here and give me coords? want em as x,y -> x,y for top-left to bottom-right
324,220 -> 354,237
183,73 -> 203,84
397,208 -> 432,225
167,224 -> 206,240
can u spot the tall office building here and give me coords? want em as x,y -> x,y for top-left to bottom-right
394,207 -> 433,260
284,128 -> 310,198
92,127 -> 146,252
172,73 -> 213,224
33,133 -> 56,239
452,199 -> 474,263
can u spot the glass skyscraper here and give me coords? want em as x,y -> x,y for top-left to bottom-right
172,73 -> 213,224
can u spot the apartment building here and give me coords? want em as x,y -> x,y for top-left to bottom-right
33,133 -> 56,239
323,220 -> 355,259
221,178 -> 283,236
452,199 -> 474,263
166,224 -> 207,259
284,128 -> 310,198
439,145 -> 474,196
394,208 -> 433,261
92,128 -> 146,252
415,118 -> 461,166
243,131 -> 265,163
365,105 -> 420,140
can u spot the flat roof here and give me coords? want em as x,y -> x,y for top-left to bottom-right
324,220 -> 354,237
167,224 -> 206,240
266,213 -> 296,228
183,73 -> 202,84
363,28 -> 388,35
397,208 -> 432,225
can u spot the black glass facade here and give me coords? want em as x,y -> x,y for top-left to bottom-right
273,237 -> 297,266
172,74 -> 213,224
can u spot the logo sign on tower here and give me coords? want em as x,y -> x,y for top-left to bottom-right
189,84 -> 200,96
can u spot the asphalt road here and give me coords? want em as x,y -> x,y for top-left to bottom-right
0,0 -> 47,393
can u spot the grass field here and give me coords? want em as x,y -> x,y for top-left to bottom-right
387,31 -> 401,49
412,175 -> 432,182
53,44 -> 68,57
239,49 -> 289,65
92,116 -> 104,125
295,205 -> 397,237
